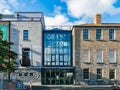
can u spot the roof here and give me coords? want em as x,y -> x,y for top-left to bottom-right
73,23 -> 120,27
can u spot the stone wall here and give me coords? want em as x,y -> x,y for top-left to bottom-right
73,26 -> 120,85
10,21 -> 42,67
0,68 -> 41,85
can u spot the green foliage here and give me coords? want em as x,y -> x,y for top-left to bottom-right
0,29 -> 17,74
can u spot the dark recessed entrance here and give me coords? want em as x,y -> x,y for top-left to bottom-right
41,68 -> 73,85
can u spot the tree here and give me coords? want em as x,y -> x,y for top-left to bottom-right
0,29 -> 17,80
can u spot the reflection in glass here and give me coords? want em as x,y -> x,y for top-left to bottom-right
44,31 -> 72,66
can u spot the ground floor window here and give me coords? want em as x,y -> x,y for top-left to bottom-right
41,68 -> 73,85
97,69 -> 102,80
109,69 -> 115,79
83,69 -> 89,80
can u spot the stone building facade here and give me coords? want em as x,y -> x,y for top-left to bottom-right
72,14 -> 120,85
0,12 -> 45,85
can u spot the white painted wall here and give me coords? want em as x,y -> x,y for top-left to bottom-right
10,21 -> 42,67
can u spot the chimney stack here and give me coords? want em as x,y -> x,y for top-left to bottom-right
93,14 -> 101,24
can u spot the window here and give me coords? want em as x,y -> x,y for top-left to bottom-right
96,50 -> 103,63
109,29 -> 115,40
109,50 -> 116,63
43,31 -> 72,66
96,29 -> 102,40
20,48 -> 30,67
83,69 -> 89,79
97,69 -> 102,80
83,29 -> 89,40
83,50 -> 90,62
109,69 -> 115,79
23,30 -> 28,40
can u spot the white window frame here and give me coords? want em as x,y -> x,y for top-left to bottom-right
96,49 -> 103,63
83,69 -> 90,80
82,28 -> 90,40
96,29 -> 103,40
97,68 -> 102,80
109,49 -> 116,63
109,29 -> 116,40
23,30 -> 29,40
109,69 -> 116,80
83,49 -> 90,63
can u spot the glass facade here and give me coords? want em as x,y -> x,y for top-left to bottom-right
42,30 -> 73,85
41,68 -> 73,85
43,30 -> 72,66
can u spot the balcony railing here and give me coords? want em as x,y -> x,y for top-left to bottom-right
45,26 -> 72,31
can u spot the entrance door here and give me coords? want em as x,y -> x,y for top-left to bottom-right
41,69 -> 73,85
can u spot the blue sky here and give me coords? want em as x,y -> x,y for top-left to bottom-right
0,0 -> 120,25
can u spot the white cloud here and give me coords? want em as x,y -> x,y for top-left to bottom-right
44,5 -> 90,26
0,0 -> 20,14
45,0 -> 120,26
45,14 -> 72,26
45,5 -> 73,26
0,0 -> 12,14
62,0 -> 120,18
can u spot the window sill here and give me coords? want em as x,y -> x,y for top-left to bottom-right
83,79 -> 90,81
109,39 -> 117,41
23,40 -> 31,42
96,39 -> 104,41
109,62 -> 117,64
83,62 -> 91,64
83,39 -> 91,41
96,62 -> 104,64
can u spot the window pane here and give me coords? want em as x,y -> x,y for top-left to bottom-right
109,69 -> 115,79
109,29 -> 114,40
97,69 -> 102,80
83,29 -> 89,40
23,30 -> 28,40
96,50 -> 102,63
109,50 -> 116,63
83,69 -> 89,79
52,54 -> 55,61
21,48 -> 30,67
83,50 -> 90,62
96,29 -> 102,40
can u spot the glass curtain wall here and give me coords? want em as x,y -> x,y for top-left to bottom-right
43,30 -> 72,66
42,30 -> 73,85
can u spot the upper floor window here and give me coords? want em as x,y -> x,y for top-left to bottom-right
97,69 -> 102,80
109,29 -> 115,40
23,30 -> 29,40
96,49 -> 103,63
109,49 -> 116,63
83,29 -> 89,40
109,69 -> 115,79
83,69 -> 89,80
96,29 -> 102,40
20,48 -> 30,67
44,31 -> 72,66
83,50 -> 90,62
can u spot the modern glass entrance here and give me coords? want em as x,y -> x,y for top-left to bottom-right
41,68 -> 73,85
